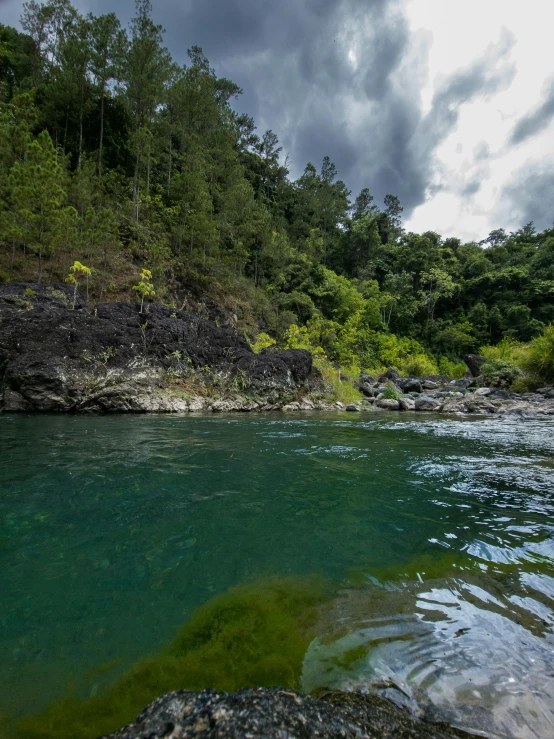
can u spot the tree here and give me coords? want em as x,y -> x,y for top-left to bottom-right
89,12 -> 123,177
383,193 -> 403,242
133,267 -> 155,312
420,268 -> 457,328
352,188 -> 377,220
123,0 -> 172,217
65,259 -> 91,306
7,129 -> 74,281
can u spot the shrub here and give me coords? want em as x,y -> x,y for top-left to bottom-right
250,332 -> 276,354
481,359 -> 522,388
313,357 -> 362,404
480,337 -> 520,362
399,353 -> 438,377
381,382 -> 399,400
520,324 -> 554,384
438,357 -> 466,379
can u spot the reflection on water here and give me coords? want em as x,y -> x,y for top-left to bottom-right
304,569 -> 554,739
1,413 -> 553,737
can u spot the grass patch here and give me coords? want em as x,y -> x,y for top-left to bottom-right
314,357 -> 362,405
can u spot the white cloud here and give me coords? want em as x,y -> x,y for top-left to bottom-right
404,0 -> 554,240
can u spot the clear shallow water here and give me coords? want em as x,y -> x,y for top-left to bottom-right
1,412 -> 554,737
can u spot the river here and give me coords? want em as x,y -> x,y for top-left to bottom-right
1,413 -> 553,738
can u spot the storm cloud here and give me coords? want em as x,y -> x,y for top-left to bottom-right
510,78 -> 554,145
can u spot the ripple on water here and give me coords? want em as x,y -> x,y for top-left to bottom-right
303,571 -> 554,739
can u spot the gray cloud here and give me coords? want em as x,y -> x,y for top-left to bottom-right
410,30 -> 515,175
510,78 -> 554,145
502,164 -> 554,230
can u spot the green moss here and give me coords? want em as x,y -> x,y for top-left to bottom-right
10,577 -> 328,739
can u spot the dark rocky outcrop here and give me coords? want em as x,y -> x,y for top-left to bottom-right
0,284 -> 320,413
463,354 -> 487,377
102,687 -> 480,739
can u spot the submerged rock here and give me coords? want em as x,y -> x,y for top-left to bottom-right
102,687 -> 480,739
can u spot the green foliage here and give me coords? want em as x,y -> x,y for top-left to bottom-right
133,268 -> 155,313
1,2 -> 553,375
313,356 -> 362,405
438,357 -> 466,379
480,359 -> 523,388
66,259 -> 91,307
399,353 -> 438,378
12,577 -> 327,739
480,337 -> 520,362
381,382 -> 399,400
521,324 -> 554,384
250,332 -> 276,353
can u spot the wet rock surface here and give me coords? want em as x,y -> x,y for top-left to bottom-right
102,687 -> 480,739
0,284 -> 320,413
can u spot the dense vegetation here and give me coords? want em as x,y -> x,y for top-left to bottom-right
2,0 -> 554,386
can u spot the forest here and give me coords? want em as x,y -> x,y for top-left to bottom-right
1,0 -> 554,387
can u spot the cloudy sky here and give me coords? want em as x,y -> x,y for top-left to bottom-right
2,0 -> 554,241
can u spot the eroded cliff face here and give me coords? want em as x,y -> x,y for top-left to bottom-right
0,283 -> 321,413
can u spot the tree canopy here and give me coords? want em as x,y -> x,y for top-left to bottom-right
1,1 -> 553,372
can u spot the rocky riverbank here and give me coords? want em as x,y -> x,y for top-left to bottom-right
1,283 -> 552,417
0,283 -> 322,413
348,367 -> 554,418
102,687 -> 480,739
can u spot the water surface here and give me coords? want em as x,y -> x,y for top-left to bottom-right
1,413 -> 553,737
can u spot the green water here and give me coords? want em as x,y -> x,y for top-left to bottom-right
1,413 -> 554,738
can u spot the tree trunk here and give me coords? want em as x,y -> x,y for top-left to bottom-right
167,138 -> 172,193
133,148 -> 140,221
78,88 -> 84,169
146,146 -> 150,197
98,86 -> 105,177
38,205 -> 44,284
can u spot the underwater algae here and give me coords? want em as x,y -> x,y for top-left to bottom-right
7,576 -> 328,739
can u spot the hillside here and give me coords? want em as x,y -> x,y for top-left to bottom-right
1,1 -> 554,388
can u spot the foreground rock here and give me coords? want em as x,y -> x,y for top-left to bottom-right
102,687 -> 480,739
0,283 -> 322,413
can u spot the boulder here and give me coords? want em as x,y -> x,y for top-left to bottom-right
415,396 -> 443,411
378,367 -> 400,383
489,389 -> 512,400
421,380 -> 439,390
463,354 -> 487,377
397,377 -> 422,393
450,378 -> 472,389
346,404 -> 360,412
376,398 -> 401,410
399,397 -> 415,411
103,687 -> 481,739
359,382 -> 376,397
360,373 -> 377,385
475,387 -> 491,396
